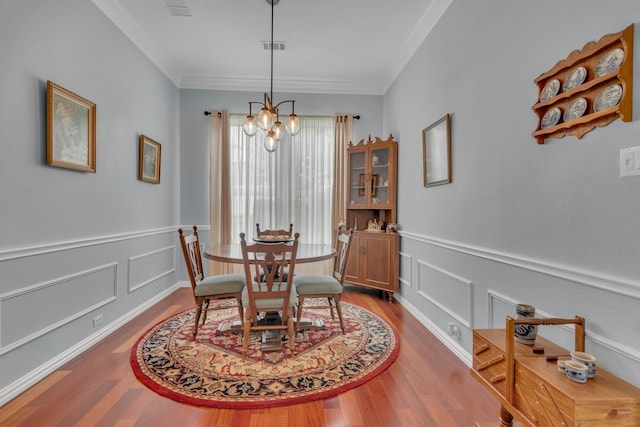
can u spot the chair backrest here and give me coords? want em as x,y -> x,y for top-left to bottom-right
333,227 -> 354,284
255,223 -> 294,238
240,232 -> 299,317
178,226 -> 204,291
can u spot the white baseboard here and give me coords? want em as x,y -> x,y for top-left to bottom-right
0,282 -> 187,406
394,292 -> 472,367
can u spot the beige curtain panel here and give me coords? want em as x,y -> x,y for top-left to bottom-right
209,110 -> 234,275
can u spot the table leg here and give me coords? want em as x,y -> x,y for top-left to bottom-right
260,312 -> 284,351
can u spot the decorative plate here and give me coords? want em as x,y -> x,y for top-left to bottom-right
563,66 -> 587,91
540,79 -> 560,101
541,107 -> 561,129
595,48 -> 624,77
253,235 -> 293,243
594,84 -> 623,112
563,98 -> 587,121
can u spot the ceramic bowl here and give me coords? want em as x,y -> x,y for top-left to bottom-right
565,360 -> 588,383
557,359 -> 566,373
571,351 -> 597,378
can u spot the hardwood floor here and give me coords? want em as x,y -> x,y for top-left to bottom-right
0,286 -> 499,426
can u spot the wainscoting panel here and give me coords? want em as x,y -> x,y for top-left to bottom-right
399,251 -> 412,289
128,246 -> 176,293
398,230 -> 640,387
416,259 -> 473,329
0,263 -> 118,355
486,289 -> 520,329
0,226 -> 182,405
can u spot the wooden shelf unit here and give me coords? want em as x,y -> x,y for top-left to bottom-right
532,24 -> 634,144
471,316 -> 640,426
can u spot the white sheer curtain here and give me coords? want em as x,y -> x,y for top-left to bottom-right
228,114 -> 335,246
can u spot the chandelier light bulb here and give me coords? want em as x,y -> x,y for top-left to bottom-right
257,108 -> 274,130
285,114 -> 300,136
243,115 -> 258,136
273,121 -> 283,141
264,130 -> 279,152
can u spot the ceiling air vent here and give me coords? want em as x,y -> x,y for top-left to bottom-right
162,0 -> 192,17
261,41 -> 287,51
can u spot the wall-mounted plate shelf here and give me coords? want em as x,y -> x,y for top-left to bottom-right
532,24 -> 633,144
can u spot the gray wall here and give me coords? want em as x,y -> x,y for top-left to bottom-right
0,0 -> 181,400
2,0 -> 640,404
179,89 -> 383,226
385,0 -> 640,385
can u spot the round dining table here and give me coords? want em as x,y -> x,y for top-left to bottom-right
204,242 -> 336,264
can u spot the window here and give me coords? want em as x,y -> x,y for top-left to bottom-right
229,114 -> 335,245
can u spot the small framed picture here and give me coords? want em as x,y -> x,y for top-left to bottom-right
371,174 -> 379,197
46,81 -> 96,172
358,173 -> 366,196
138,135 -> 161,184
422,113 -> 451,187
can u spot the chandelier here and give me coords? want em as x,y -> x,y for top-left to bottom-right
243,0 -> 300,152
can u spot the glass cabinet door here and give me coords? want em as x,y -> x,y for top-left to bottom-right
349,150 -> 367,205
370,147 -> 390,206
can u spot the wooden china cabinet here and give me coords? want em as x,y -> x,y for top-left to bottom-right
344,135 -> 399,301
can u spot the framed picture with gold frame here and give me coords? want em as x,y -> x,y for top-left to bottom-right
138,135 -> 161,184
422,113 -> 451,187
46,81 -> 96,172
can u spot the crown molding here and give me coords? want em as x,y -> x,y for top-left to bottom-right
179,75 -> 384,95
380,0 -> 453,93
92,0 -> 183,86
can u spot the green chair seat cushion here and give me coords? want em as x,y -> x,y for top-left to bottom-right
194,273 -> 245,297
293,275 -> 342,295
241,282 -> 298,309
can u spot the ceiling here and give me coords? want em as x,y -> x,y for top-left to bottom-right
92,0 -> 451,95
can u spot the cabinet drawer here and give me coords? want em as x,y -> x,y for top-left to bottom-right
473,331 -> 508,396
516,357 -> 640,427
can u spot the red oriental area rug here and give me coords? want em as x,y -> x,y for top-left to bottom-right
131,301 -> 399,408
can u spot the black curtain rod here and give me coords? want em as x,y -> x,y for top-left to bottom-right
204,111 -> 360,120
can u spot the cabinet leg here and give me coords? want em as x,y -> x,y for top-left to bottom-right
499,405 -> 513,427
386,291 -> 394,302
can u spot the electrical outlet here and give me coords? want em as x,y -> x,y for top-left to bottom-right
93,314 -> 103,328
447,323 -> 460,338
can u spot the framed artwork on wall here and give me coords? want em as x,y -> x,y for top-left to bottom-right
138,135 -> 161,184
46,81 -> 96,173
422,113 -> 451,187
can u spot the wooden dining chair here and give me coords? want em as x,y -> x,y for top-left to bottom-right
255,223 -> 295,281
239,232 -> 299,359
294,227 -> 354,334
178,226 -> 245,339
255,223 -> 293,239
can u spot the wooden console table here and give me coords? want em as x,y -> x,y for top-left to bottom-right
471,316 -> 640,426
